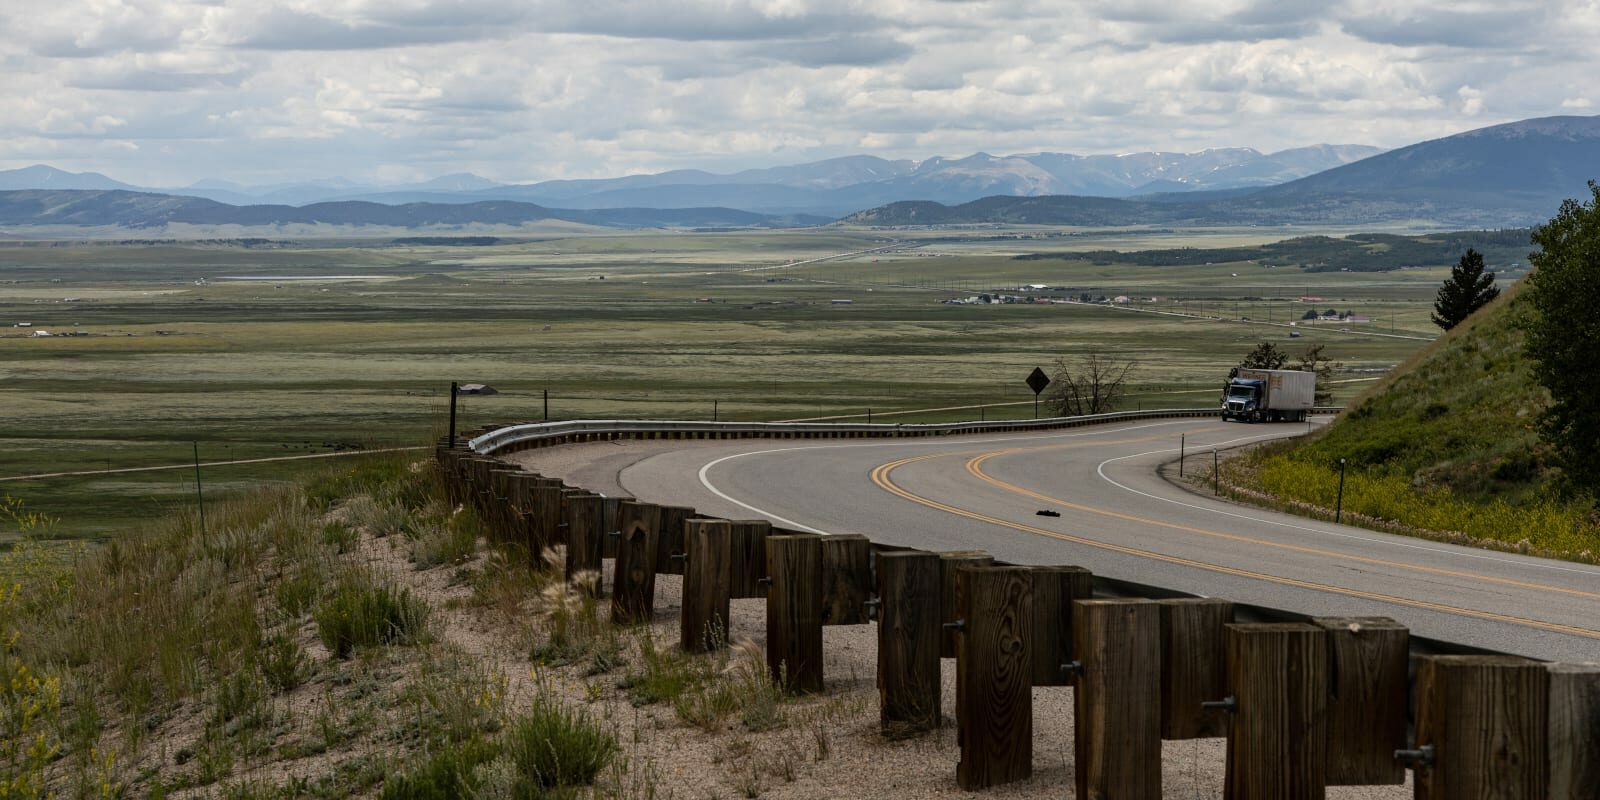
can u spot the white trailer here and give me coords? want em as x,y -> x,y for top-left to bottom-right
1222,368 -> 1316,423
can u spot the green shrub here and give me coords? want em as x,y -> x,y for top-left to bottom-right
407,511 -> 478,570
257,632 -> 309,693
274,566 -> 324,618
619,635 -> 700,706
345,496 -> 414,538
313,571 -> 429,658
321,521 -> 360,555
501,696 -> 617,789
380,737 -> 502,800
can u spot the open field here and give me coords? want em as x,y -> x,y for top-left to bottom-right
0,226 -> 1494,538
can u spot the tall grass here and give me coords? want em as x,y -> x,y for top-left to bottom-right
314,567 -> 431,658
0,450 -> 447,796
1251,455 -> 1599,560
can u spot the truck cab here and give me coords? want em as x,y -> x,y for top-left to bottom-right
1222,379 -> 1265,422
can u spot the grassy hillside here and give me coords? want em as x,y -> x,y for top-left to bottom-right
1228,282 -> 1600,560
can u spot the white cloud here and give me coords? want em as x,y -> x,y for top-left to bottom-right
0,0 -> 1591,186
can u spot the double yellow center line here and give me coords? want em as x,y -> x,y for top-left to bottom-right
869,443 -> 1600,640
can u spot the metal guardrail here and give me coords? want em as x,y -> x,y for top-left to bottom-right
468,406 -> 1346,455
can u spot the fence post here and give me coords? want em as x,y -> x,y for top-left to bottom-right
1311,617 -> 1408,785
563,494 -> 603,593
1029,565 -> 1092,687
1157,597 -> 1233,739
600,496 -> 634,559
1411,655 -> 1549,799
766,534 -> 824,693
875,550 -> 941,736
654,505 -> 696,576
681,519 -> 733,652
729,520 -> 772,598
1335,458 -> 1347,524
611,501 -> 661,624
820,534 -> 872,625
527,483 -> 566,563
1549,663 -> 1600,798
954,565 -> 1033,790
1223,623 -> 1329,800
939,551 -> 993,657
1072,598 -> 1162,799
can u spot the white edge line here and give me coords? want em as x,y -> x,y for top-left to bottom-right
691,419 -> 1201,536
1094,437 -> 1600,578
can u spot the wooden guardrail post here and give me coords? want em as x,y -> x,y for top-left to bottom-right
766,534 -> 824,692
1072,598 -> 1161,799
556,487 -> 588,548
562,494 -> 602,593
681,519 -> 733,652
875,550 -> 941,736
1157,597 -> 1233,739
1223,623 -> 1328,800
1549,662 -> 1600,798
820,534 -> 871,625
940,551 -> 992,657
527,483 -> 566,563
1410,655 -> 1549,799
611,501 -> 661,624
1029,566 -> 1091,686
729,520 -> 772,598
1311,617 -> 1407,785
654,505 -> 695,576
600,496 -> 634,559
954,565 -> 1032,790
489,469 -> 524,541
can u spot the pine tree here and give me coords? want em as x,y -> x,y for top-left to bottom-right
1525,182 -> 1600,494
1431,248 -> 1500,330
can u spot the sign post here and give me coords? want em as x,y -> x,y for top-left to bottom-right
1025,367 -> 1051,419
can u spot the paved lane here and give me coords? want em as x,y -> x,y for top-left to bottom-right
582,416 -> 1600,661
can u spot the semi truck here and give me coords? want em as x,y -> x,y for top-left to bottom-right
1222,368 -> 1315,423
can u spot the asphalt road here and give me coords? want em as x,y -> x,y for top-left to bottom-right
572,416 -> 1600,662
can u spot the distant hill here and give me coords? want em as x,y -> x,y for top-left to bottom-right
1255,116 -> 1600,215
0,165 -> 143,192
844,116 -> 1600,228
0,145 -> 1379,217
0,190 -> 822,232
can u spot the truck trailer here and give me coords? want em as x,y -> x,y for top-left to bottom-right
1222,368 -> 1315,423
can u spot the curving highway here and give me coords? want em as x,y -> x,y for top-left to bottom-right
522,416 -> 1600,662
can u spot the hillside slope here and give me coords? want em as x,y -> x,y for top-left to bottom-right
1297,284 -> 1547,498
1230,281 -> 1598,560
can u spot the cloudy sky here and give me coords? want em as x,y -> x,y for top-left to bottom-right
1,0 -> 1595,186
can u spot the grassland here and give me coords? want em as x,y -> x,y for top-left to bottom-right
0,226 -> 1497,538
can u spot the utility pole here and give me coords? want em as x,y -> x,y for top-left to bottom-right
448,381 -> 458,447
193,442 -> 206,540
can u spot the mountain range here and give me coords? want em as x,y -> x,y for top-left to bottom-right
0,145 -> 1381,218
845,116 -> 1600,228
1,115 -> 1597,233
0,191 -> 825,231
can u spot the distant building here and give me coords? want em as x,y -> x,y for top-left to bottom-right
1299,295 -> 1325,303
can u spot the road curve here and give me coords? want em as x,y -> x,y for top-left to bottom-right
523,417 -> 1600,662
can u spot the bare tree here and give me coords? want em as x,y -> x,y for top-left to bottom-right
1047,354 -> 1136,416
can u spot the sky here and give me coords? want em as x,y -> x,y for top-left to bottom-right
1,0 -> 1596,187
